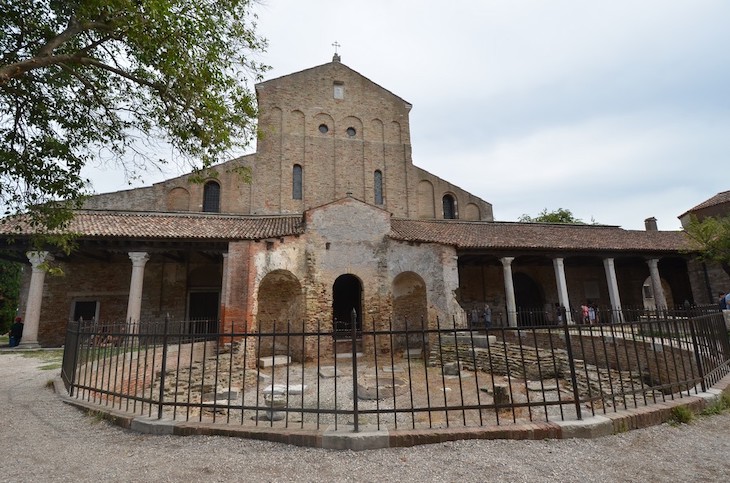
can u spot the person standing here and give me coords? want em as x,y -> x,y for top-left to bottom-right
9,317 -> 23,347
482,304 -> 492,329
719,292 -> 727,312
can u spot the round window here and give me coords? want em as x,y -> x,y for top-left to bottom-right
319,124 -> 329,134
346,127 -> 356,137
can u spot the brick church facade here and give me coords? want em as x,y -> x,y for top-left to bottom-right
4,56 -> 718,349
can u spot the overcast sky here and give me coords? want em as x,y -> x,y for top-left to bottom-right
83,0 -> 730,230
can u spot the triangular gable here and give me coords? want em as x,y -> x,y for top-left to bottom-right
303,196 -> 392,242
256,60 -> 411,108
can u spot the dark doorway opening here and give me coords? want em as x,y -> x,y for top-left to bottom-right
513,272 -> 546,325
73,300 -> 98,322
188,291 -> 219,335
332,274 -> 362,336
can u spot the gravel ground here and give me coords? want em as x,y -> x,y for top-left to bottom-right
2,351 -> 730,483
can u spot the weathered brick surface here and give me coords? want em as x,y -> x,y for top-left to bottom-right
81,61 -> 492,222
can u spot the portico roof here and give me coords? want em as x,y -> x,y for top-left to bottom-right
1,210 -> 305,241
389,219 -> 692,253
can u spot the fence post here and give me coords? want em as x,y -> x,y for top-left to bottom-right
561,307 -> 583,420
351,308 -> 359,432
63,320 -> 81,397
157,314 -> 169,419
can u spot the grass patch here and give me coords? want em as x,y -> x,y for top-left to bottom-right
39,362 -> 62,371
669,405 -> 694,425
19,349 -> 64,361
700,392 -> 730,416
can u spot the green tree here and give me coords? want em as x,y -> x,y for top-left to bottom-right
519,208 -> 586,224
1,0 -> 267,237
0,258 -> 22,334
683,215 -> 730,277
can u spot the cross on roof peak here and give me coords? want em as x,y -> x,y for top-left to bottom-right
332,41 -> 341,62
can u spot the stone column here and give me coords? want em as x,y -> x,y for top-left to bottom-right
20,251 -> 52,348
553,257 -> 573,324
500,257 -> 517,327
603,257 -> 623,323
646,258 -> 668,311
126,252 -> 149,334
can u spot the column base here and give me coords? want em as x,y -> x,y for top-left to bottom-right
17,341 -> 41,349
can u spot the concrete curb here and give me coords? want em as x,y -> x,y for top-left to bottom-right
53,373 -> 730,451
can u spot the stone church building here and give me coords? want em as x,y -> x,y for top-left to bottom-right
5,56 -> 712,349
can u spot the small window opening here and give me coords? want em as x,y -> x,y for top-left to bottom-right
319,124 -> 329,134
443,194 -> 457,219
292,164 -> 303,200
203,181 -> 221,213
374,170 -> 383,205
346,127 -> 357,138
333,81 -> 344,99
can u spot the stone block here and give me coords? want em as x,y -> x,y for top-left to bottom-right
258,355 -> 291,368
322,426 -> 390,451
556,415 -> 613,439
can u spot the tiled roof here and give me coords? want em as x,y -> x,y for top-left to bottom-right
389,219 -> 691,252
1,211 -> 305,241
679,190 -> 730,218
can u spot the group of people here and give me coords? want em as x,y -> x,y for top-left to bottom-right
718,292 -> 730,311
7,316 -> 23,347
469,304 -> 492,329
579,301 -> 599,325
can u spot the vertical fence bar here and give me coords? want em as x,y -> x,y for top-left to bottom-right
562,310 -> 583,421
351,308 -> 359,433
688,315 -> 706,392
157,315 -> 169,419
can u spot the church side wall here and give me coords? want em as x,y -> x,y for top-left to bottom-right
413,166 -> 493,221
81,156 -> 254,214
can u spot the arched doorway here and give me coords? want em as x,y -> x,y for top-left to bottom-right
257,270 -> 305,360
513,272 -> 546,325
333,274 -> 362,336
642,276 -> 674,310
392,272 -> 428,350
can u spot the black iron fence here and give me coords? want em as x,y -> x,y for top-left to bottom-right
61,308 -> 730,432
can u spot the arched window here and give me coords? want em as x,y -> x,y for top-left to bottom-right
374,170 -> 383,205
202,181 -> 220,212
292,164 -> 303,200
443,194 -> 457,219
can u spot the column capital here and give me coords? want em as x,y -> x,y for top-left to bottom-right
26,251 -> 52,270
128,252 -> 150,266
500,257 -> 515,267
646,258 -> 659,268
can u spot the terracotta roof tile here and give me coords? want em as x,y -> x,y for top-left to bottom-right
1,211 -> 305,241
679,190 -> 730,218
389,219 -> 691,252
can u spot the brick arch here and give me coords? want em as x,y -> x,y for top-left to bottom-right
417,180 -> 435,218
642,276 -> 674,310
392,271 -> 427,350
340,116 -> 363,139
313,112 -> 335,134
166,187 -> 190,211
464,203 -> 480,221
257,270 -> 305,361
